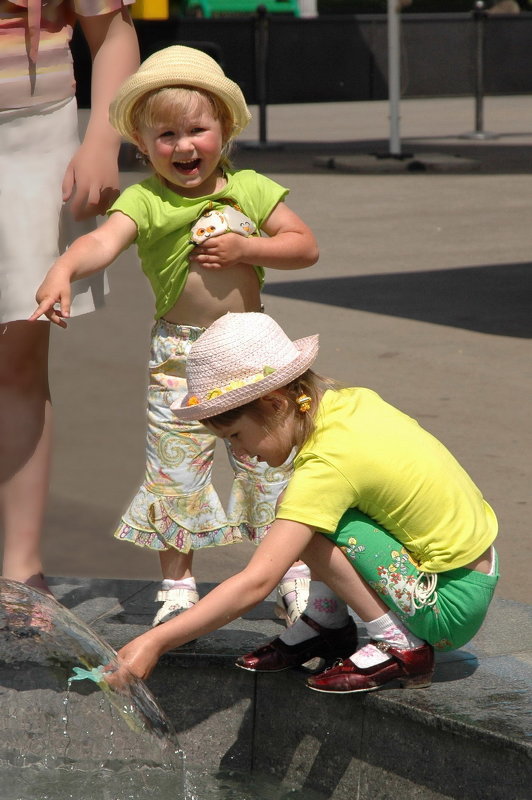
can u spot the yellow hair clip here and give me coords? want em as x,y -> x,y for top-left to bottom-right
296,394 -> 312,413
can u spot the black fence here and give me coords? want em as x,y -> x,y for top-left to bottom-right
72,12 -> 532,107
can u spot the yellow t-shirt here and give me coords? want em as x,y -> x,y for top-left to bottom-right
277,388 -> 498,573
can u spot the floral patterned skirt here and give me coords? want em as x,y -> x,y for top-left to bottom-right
114,319 -> 292,553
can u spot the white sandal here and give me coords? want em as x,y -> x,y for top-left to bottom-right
152,586 -> 199,627
274,577 -> 310,627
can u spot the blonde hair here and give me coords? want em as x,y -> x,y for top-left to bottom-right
131,86 -> 235,172
205,370 -> 340,451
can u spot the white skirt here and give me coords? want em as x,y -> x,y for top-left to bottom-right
0,96 -> 108,323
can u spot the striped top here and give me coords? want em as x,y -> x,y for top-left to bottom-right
0,0 -> 133,110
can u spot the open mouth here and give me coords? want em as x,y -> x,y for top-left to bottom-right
173,158 -> 201,174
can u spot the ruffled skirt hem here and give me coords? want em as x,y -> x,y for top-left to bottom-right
113,482 -> 275,552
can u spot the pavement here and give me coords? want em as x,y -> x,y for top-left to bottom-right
0,94 -> 531,798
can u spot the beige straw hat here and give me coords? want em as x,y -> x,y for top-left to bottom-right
109,45 -> 252,143
172,313 -> 319,421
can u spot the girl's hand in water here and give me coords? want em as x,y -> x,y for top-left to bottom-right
106,634 -> 163,685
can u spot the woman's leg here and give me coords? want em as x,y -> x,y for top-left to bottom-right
0,321 -> 52,594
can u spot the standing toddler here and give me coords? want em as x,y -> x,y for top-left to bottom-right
31,45 -> 319,625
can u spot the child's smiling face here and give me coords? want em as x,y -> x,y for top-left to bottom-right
134,98 -> 225,197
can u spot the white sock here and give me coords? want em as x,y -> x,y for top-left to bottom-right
281,564 -> 311,582
351,611 -> 425,668
161,577 -> 196,591
280,581 -> 349,646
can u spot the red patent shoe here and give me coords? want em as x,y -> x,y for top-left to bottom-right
235,613 -> 358,673
307,641 -> 434,693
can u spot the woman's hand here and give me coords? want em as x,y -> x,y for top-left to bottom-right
68,8 -> 139,222
62,144 -> 120,221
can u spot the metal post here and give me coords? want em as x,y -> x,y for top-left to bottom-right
243,5 -> 283,150
461,0 -> 498,139
474,0 -> 485,133
255,5 -> 269,145
387,0 -> 402,156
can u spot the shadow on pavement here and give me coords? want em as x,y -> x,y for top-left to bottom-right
264,261 -> 532,338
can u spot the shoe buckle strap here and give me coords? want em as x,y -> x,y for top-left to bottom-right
299,612 -> 325,637
299,612 -> 350,646
373,640 -> 392,654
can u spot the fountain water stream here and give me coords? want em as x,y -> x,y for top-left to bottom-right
0,579 -> 191,800
0,579 -> 331,799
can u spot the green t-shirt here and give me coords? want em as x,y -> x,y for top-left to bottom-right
109,169 -> 289,319
277,388 -> 498,573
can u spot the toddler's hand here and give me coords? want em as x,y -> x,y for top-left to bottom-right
189,232 -> 248,270
29,275 -> 72,328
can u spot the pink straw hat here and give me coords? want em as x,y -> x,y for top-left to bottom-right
172,313 -> 319,421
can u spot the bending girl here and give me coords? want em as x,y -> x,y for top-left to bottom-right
112,312 -> 498,693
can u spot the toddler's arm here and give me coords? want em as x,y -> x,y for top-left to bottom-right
189,201 -> 319,271
29,212 -> 137,327
63,8 -> 139,220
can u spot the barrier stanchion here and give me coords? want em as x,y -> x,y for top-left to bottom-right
255,4 -> 269,145
242,5 -> 284,150
461,0 -> 498,140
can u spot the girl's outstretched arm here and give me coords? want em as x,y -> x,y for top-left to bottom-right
112,520 -> 315,682
29,212 -> 137,326
189,202 -> 319,271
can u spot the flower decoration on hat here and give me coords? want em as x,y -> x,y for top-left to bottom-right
192,366 -> 276,405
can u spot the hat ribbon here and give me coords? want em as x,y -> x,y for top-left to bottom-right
186,366 -> 276,407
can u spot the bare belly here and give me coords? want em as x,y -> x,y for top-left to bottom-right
464,547 -> 493,574
163,262 -> 262,328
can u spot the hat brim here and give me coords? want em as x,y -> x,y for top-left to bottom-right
172,335 -> 319,421
110,71 -> 251,144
